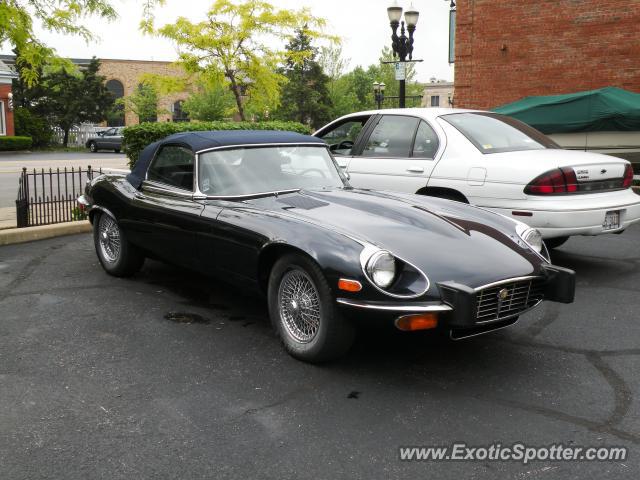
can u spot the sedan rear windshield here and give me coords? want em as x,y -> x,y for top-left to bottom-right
198,145 -> 346,196
441,112 -> 559,154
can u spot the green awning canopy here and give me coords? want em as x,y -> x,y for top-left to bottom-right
493,87 -> 640,134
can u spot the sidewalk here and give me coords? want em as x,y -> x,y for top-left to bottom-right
0,207 -> 16,229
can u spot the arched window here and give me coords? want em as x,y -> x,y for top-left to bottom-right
105,79 -> 125,126
172,100 -> 190,122
105,79 -> 125,99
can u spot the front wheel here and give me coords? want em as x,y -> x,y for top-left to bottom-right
93,212 -> 145,277
114,148 -> 121,153
268,253 -> 355,363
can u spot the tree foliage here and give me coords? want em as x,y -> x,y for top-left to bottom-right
37,58 -> 115,146
154,0 -> 333,121
118,83 -> 160,123
319,46 -> 425,117
0,0 -> 163,85
182,79 -> 235,121
274,28 -> 333,129
13,57 -> 114,146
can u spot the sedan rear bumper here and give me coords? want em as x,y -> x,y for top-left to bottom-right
489,190 -> 640,239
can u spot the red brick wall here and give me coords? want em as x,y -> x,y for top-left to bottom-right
454,0 -> 640,110
0,84 -> 15,136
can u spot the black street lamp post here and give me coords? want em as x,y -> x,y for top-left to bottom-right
387,2 -> 419,108
373,82 -> 386,109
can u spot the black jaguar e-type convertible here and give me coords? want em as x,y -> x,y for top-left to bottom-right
78,130 -> 575,362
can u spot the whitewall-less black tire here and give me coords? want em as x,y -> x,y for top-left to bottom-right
268,253 -> 355,363
93,212 -> 145,277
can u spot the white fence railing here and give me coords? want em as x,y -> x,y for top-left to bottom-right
52,124 -> 105,147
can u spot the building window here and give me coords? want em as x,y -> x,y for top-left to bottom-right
105,79 -> 126,127
172,100 -> 190,122
430,95 -> 440,107
0,100 -> 6,136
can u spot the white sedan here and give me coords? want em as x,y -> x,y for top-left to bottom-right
314,108 -> 640,249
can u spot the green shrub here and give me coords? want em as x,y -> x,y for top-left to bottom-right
13,108 -> 53,148
123,120 -> 312,168
0,136 -> 33,151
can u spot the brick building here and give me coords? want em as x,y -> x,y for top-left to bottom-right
97,59 -> 189,126
0,59 -> 17,136
0,55 -> 189,126
453,0 -> 640,110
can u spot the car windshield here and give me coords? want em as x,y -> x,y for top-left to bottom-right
198,145 -> 347,196
441,112 -> 559,154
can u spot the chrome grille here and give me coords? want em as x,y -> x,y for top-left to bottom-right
476,278 -> 545,323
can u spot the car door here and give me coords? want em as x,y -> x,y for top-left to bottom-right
97,128 -> 114,149
127,144 -> 205,269
314,115 -> 374,172
346,115 -> 441,193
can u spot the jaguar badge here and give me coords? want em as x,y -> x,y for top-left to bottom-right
497,288 -> 509,301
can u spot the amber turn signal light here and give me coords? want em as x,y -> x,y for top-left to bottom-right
338,278 -> 362,292
395,313 -> 439,331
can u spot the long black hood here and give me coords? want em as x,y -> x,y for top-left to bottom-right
245,188 -> 544,289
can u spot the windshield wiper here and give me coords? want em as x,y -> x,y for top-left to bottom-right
204,189 -> 301,201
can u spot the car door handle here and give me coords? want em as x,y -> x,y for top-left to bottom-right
134,192 -> 145,199
406,166 -> 424,173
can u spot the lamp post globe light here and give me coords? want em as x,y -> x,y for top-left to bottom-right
387,1 -> 419,108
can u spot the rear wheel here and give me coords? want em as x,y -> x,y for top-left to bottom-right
268,253 -> 355,363
114,148 -> 121,153
545,236 -> 569,250
89,141 -> 97,153
93,212 -> 144,277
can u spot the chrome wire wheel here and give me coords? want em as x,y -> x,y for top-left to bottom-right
98,214 -> 121,264
278,268 -> 322,343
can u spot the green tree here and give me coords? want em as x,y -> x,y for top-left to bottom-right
119,83 -> 160,123
36,58 -> 115,146
0,1 -> 163,85
13,107 -> 53,147
182,84 -> 235,121
155,0 -> 332,121
275,28 -> 333,129
319,45 -> 360,118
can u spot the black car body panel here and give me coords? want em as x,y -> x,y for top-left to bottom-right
79,130 -> 575,339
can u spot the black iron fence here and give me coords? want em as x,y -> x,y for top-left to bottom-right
15,166 -> 102,228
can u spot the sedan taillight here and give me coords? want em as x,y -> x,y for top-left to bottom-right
525,165 -> 633,195
622,163 -> 634,189
524,167 -> 578,195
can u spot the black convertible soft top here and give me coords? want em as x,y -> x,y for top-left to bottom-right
127,130 -> 325,189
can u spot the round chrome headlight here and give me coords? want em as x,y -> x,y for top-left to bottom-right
365,251 -> 397,288
516,224 -> 544,254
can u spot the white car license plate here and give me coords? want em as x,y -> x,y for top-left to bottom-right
603,210 -> 621,231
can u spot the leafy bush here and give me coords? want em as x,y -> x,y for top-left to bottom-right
123,120 -> 312,168
0,136 -> 33,151
13,108 -> 53,148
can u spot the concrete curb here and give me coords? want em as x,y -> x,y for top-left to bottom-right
0,221 -> 91,246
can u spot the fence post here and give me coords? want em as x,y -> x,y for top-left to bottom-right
15,168 -> 29,228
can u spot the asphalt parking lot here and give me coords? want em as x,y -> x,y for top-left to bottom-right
1,226 -> 640,479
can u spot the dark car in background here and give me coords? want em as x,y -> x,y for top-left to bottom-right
78,130 -> 575,362
86,127 -> 124,153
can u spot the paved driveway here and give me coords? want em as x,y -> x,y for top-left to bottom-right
1,227 -> 640,479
